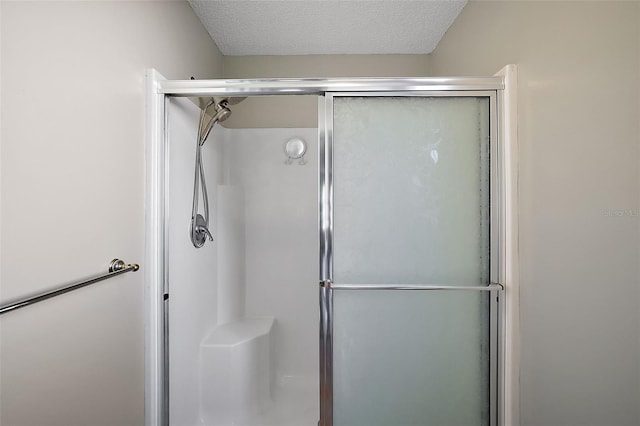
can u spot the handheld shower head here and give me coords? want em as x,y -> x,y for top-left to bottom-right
190,95 -> 246,248
198,99 -> 234,144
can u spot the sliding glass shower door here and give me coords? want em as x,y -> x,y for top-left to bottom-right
319,93 -> 501,426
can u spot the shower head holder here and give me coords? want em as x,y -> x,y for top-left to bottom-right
284,137 -> 307,165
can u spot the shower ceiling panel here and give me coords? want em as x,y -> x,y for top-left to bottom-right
188,0 -> 467,55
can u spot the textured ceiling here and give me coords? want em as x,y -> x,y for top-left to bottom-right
188,1 -> 467,56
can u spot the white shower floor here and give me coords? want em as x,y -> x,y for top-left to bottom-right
201,375 -> 319,426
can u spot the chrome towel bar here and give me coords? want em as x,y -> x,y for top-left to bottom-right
0,259 -> 140,315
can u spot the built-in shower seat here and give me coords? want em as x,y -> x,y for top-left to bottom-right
200,317 -> 275,425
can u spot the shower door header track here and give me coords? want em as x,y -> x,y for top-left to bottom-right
158,77 -> 504,97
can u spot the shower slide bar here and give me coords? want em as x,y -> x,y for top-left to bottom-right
321,281 -> 503,291
0,259 -> 139,315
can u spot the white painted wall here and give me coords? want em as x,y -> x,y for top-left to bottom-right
0,2 -> 222,425
430,2 -> 640,425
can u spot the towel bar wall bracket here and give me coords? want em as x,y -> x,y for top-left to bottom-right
110,258 -> 140,273
0,258 -> 140,315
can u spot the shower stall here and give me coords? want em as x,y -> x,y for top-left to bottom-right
145,69 -> 518,426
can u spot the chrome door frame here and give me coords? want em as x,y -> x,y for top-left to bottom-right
318,91 -> 503,426
148,74 -> 507,426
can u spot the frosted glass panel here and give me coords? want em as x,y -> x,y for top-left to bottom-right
333,290 -> 490,426
333,96 -> 490,285
330,95 -> 493,425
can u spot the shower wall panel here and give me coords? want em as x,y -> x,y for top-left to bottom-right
167,97 -> 223,426
224,128 -> 319,382
216,185 -> 246,324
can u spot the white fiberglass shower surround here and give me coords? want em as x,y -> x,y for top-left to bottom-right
145,68 -> 518,426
